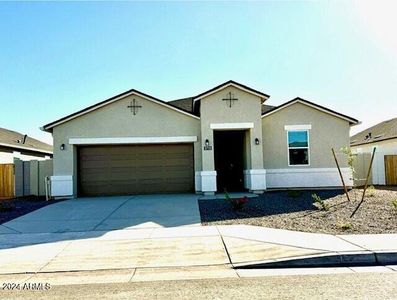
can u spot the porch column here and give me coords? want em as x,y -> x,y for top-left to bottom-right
197,130 -> 217,195
244,126 -> 267,193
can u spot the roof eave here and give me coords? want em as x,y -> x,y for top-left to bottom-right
193,80 -> 270,102
40,126 -> 51,133
261,98 -> 359,125
0,142 -> 53,155
351,135 -> 397,147
42,89 -> 200,131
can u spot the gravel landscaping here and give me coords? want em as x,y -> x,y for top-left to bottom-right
199,187 -> 397,234
0,196 -> 64,224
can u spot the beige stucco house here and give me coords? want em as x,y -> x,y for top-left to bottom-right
42,81 -> 358,197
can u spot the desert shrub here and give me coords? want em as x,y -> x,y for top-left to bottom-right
224,191 -> 249,211
392,199 -> 397,212
287,190 -> 302,198
366,185 -> 376,197
338,222 -> 353,230
0,201 -> 15,212
312,193 -> 330,211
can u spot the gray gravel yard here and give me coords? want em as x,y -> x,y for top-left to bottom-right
0,196 -> 64,225
199,187 -> 397,234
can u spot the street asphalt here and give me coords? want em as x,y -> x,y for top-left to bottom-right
1,273 -> 397,299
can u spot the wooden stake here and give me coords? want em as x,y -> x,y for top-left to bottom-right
332,148 -> 351,202
350,147 -> 376,218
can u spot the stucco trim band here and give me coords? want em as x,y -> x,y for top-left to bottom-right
266,168 -> 352,188
196,171 -> 217,193
244,169 -> 267,191
210,123 -> 254,130
69,136 -> 198,145
284,124 -> 312,131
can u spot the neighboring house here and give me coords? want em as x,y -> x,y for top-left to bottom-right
351,117 -> 397,185
0,127 -> 53,163
0,128 -> 53,198
42,80 -> 358,198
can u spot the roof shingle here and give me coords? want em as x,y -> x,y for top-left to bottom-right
168,97 -> 194,113
350,117 -> 397,146
168,98 -> 275,117
0,127 -> 53,153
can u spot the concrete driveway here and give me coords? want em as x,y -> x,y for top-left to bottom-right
1,194 -> 202,234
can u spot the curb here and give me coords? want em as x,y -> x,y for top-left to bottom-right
233,251 -> 397,269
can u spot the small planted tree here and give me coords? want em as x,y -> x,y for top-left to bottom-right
312,193 -> 330,211
392,199 -> 397,213
341,146 -> 359,199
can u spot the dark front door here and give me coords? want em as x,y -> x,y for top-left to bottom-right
214,130 -> 245,192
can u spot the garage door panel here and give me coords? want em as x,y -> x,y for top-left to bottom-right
162,160 -> 194,167
107,171 -> 162,181
80,175 -> 109,182
78,144 -> 194,196
80,184 -> 112,195
80,180 -> 186,196
80,161 -> 109,169
110,157 -> 164,164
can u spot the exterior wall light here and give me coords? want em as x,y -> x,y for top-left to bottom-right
204,139 -> 212,151
255,138 -> 260,145
60,144 -> 66,151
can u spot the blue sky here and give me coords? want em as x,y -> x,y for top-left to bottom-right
0,1 -> 396,144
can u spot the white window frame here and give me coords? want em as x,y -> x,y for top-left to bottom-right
287,130 -> 310,167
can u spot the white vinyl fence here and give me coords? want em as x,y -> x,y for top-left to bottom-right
352,153 -> 373,187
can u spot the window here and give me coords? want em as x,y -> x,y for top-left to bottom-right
288,130 -> 309,165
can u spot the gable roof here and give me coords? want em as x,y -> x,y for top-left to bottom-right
168,80 -> 271,117
350,117 -> 397,146
42,89 -> 200,132
0,127 -> 53,155
168,99 -> 275,118
43,81 -> 269,131
42,82 -> 358,132
168,97 -> 194,113
261,97 -> 359,125
193,80 -> 270,101
261,104 -> 275,115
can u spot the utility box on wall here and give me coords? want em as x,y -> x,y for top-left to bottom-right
50,175 -> 73,198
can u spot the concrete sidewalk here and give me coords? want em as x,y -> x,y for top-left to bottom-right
0,225 -> 396,276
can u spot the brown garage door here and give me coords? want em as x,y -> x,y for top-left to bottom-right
78,144 -> 194,196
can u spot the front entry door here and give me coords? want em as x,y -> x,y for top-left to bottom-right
214,130 -> 245,192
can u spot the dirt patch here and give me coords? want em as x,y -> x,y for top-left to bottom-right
0,196 -> 64,224
199,188 -> 397,234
